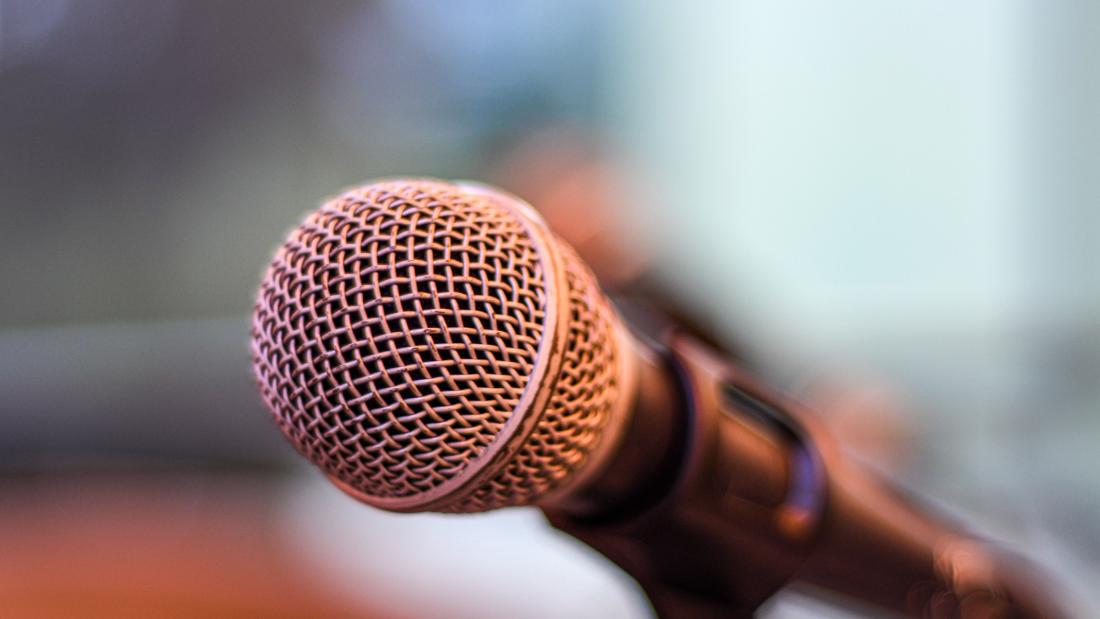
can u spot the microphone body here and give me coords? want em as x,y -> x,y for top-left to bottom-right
545,327 -> 1062,618
251,179 -> 1065,618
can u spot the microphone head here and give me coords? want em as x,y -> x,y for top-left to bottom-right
251,179 -> 631,512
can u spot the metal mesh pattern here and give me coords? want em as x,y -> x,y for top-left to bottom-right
450,241 -> 620,511
251,180 -> 547,500
252,179 -> 620,511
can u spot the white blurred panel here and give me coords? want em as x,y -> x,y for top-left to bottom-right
610,0 -> 1027,347
280,477 -> 654,619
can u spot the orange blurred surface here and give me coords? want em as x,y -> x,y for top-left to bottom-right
0,473 -> 386,619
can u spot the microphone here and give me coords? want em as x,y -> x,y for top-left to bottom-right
251,179 -> 1065,618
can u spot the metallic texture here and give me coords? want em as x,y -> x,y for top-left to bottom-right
251,179 -> 624,512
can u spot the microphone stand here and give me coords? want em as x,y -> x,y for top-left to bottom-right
543,331 -> 1067,619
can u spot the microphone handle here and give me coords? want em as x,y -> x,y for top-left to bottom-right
544,332 -> 1066,618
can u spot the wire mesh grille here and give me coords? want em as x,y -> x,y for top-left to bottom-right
450,241 -> 620,511
252,179 -> 620,511
252,180 -> 547,500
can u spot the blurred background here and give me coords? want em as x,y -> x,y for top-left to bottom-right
1,1 -> 1097,617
